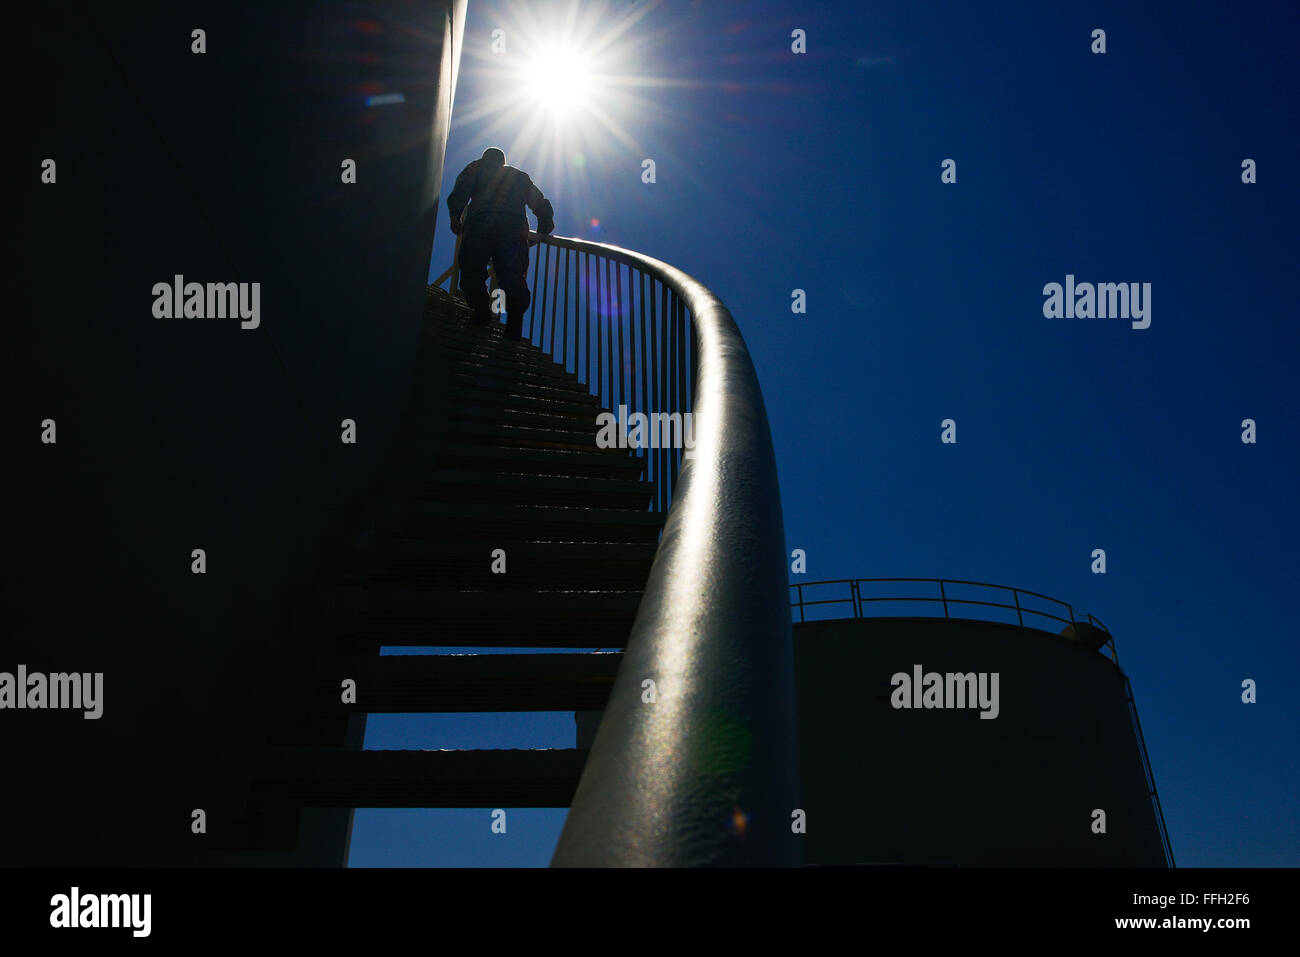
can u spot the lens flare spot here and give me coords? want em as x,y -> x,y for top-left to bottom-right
730,806 -> 749,837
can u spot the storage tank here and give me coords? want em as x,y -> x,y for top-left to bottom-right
791,578 -> 1173,866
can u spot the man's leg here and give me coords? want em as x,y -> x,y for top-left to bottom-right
457,229 -> 493,324
494,232 -> 532,339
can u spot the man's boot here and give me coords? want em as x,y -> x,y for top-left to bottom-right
505,312 -> 523,340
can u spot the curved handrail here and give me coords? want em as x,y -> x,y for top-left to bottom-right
454,233 -> 800,866
790,577 -> 1119,663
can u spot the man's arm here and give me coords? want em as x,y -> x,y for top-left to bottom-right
446,160 -> 481,230
526,181 -> 554,235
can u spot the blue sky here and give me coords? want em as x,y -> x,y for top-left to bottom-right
349,0 -> 1299,867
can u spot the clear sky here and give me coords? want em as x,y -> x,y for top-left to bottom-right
348,0 -> 1299,867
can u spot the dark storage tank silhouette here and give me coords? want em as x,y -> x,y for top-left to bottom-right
790,579 -> 1173,867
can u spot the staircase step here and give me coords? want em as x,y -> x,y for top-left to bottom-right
411,444 -> 648,480
419,470 -> 653,510
433,405 -> 604,437
381,539 -> 659,564
430,327 -> 577,370
310,652 -> 621,712
365,539 -> 656,590
353,589 -> 643,646
433,421 -> 608,451
395,501 -> 664,543
441,353 -> 584,388
419,382 -> 602,415
255,747 -> 587,807
433,366 -> 597,402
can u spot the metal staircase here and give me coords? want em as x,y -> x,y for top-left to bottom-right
243,287 -> 656,853
237,232 -> 800,867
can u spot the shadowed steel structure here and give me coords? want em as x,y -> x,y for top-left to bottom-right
7,0 -> 471,866
440,233 -> 802,865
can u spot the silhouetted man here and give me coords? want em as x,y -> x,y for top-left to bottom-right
448,147 -> 554,340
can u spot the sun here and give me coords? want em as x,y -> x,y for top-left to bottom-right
524,43 -> 593,120
446,0 -> 710,217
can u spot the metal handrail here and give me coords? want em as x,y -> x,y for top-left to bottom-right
435,233 -> 799,865
789,577 -> 1119,663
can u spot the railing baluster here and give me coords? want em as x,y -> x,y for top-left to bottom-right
658,286 -> 668,508
656,284 -> 662,506
596,252 -> 604,403
665,287 -> 676,504
605,257 -> 614,414
537,241 -> 551,343
549,243 -> 560,355
616,261 -> 626,417
639,270 -> 649,484
676,295 -> 686,471
649,278 -> 660,511
529,239 -> 541,328
666,289 -> 675,503
625,264 -> 636,422
561,248 -> 570,373
689,304 -> 697,410
584,253 -> 592,392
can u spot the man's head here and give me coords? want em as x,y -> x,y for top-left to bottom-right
481,147 -> 506,167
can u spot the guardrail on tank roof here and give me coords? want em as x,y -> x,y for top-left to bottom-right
790,577 -> 1119,663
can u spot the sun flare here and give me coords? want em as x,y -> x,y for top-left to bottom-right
448,0 -> 712,234
524,44 -> 593,120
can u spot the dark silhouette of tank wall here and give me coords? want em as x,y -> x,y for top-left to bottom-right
793,619 -> 1169,866
5,0 -> 468,865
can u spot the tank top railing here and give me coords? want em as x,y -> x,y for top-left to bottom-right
790,577 -> 1119,663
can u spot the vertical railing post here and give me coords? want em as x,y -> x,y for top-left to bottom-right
529,240 -> 541,329
595,252 -> 604,403
676,296 -> 686,474
561,247 -> 570,371
604,257 -> 614,413
664,289 -> 675,503
584,253 -> 592,391
639,270 -> 650,488
649,279 -> 660,511
535,241 -> 550,344
1013,589 -> 1024,627
553,243 -> 564,356
616,262 -> 626,416
939,579 -> 949,619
